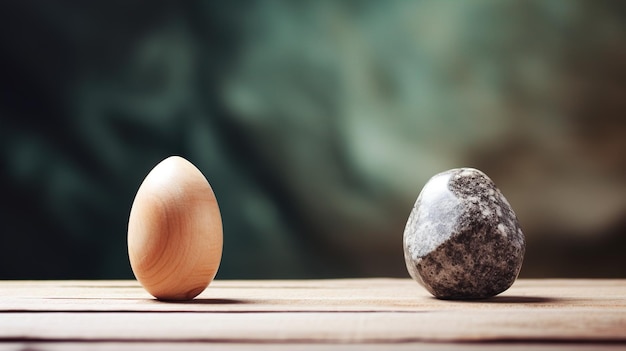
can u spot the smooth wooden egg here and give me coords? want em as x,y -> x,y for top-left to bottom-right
128,156 -> 222,300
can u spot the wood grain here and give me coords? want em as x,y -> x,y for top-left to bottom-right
127,156 -> 223,301
0,279 -> 625,348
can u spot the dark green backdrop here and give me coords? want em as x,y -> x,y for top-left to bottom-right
1,1 -> 625,279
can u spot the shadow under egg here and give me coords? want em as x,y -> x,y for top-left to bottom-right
154,298 -> 249,305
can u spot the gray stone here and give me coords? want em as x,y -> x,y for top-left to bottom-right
403,168 -> 525,299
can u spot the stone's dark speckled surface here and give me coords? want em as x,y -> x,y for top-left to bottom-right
403,168 -> 525,300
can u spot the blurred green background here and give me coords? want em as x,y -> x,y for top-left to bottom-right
1,1 -> 625,280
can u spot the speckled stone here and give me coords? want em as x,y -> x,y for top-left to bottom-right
403,168 -> 525,299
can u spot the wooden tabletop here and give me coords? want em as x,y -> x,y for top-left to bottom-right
1,279 -> 625,350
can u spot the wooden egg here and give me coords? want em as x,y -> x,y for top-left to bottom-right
128,156 -> 222,300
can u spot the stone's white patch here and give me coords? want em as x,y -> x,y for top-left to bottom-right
403,172 -> 462,259
482,208 -> 492,217
496,206 -> 503,217
488,189 -> 495,196
489,196 -> 496,202
497,223 -> 507,236
468,196 -> 479,203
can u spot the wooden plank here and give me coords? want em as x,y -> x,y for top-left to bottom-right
1,309 -> 625,343
1,279 -> 625,312
0,279 -> 625,344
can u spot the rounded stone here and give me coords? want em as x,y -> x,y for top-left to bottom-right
403,168 -> 525,299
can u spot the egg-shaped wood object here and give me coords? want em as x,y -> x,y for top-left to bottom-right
128,156 -> 222,300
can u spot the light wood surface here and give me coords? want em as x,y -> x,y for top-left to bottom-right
1,279 -> 625,350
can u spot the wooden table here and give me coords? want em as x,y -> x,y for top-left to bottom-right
1,279 -> 625,350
